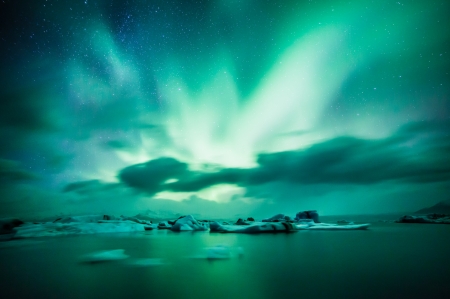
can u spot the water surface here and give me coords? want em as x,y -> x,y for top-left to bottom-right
1,222 -> 449,299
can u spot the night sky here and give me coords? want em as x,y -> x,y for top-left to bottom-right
1,0 -> 449,219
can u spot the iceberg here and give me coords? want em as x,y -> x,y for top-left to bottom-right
2,210 -> 371,238
13,221 -> 147,238
209,211 -> 370,233
157,221 -> 172,229
296,220 -> 370,230
210,221 -> 298,233
170,215 -> 208,231
295,210 -> 320,223
205,245 -> 231,259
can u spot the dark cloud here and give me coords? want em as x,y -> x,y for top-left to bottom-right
63,179 -> 121,195
115,121 -> 450,195
250,121 -> 450,185
0,80 -> 63,153
0,67 -> 75,175
0,159 -> 39,184
104,140 -> 132,150
252,137 -> 448,185
119,157 -> 189,195
166,168 -> 248,192
0,89 -> 55,133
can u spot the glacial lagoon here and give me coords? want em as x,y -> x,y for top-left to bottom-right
1,219 -> 449,299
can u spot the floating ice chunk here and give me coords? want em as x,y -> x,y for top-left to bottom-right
158,221 -> 172,229
170,215 -> 208,231
14,222 -> 147,238
295,210 -> 320,223
191,245 -> 233,260
80,249 -> 129,263
210,221 -> 297,233
296,223 -> 370,230
124,258 -> 165,267
206,245 -> 230,259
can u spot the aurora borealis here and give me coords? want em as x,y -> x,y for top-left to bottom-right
1,0 -> 449,218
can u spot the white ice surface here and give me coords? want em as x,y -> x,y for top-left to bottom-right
190,245 -> 244,260
124,258 -> 165,267
210,220 -> 370,232
170,215 -> 208,231
210,221 -> 297,233
206,245 -> 230,259
13,221 -> 146,238
80,249 -> 129,263
296,222 -> 370,230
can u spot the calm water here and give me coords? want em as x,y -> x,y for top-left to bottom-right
1,222 -> 449,299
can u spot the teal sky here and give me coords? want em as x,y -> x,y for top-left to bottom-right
1,0 -> 449,219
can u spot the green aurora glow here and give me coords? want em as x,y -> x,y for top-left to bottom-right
0,0 -> 449,218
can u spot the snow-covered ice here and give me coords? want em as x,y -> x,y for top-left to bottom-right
14,221 -> 147,238
210,221 -> 298,233
1,211 -> 373,239
296,221 -> 370,230
170,215 -> 208,231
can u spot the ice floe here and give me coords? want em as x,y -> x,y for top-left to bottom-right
295,210 -> 320,223
205,245 -> 230,259
170,215 -> 208,231
190,245 -> 244,260
14,221 -> 147,238
157,221 -> 172,229
210,221 -> 298,233
80,249 -> 130,263
80,250 -> 166,266
124,258 -> 166,267
1,211 -> 374,239
296,222 -> 370,230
